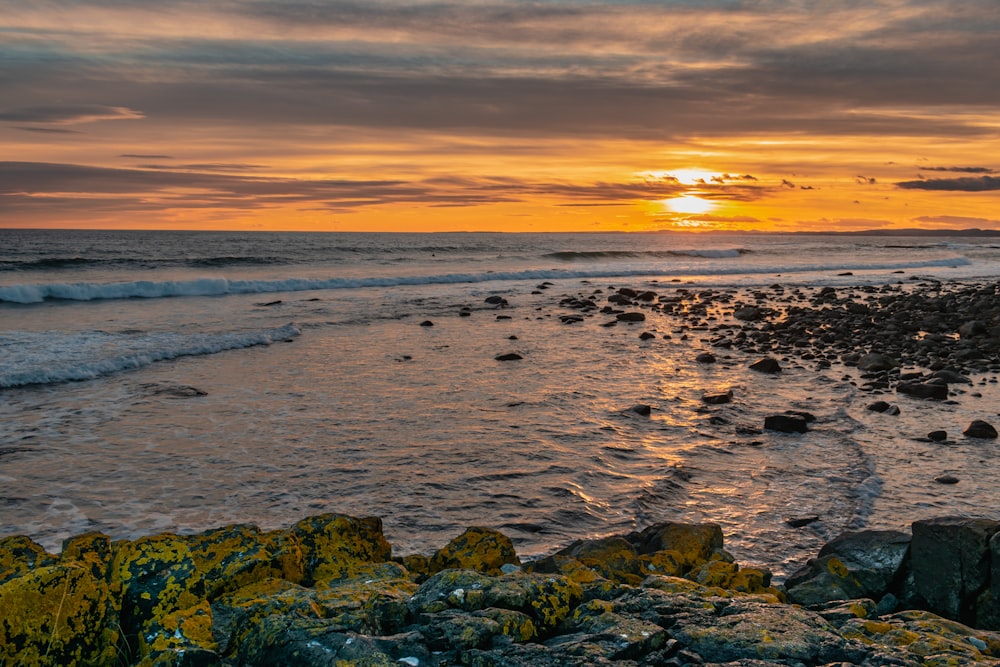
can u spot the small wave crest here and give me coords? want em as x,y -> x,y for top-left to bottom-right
542,249 -> 746,261
0,323 -> 301,388
0,256 -> 973,304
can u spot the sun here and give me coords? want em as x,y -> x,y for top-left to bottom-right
664,195 -> 716,214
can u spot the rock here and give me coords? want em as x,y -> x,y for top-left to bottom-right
551,536 -> 642,585
764,414 -> 808,433
495,352 -> 523,361
695,352 -> 717,364
749,357 -> 782,373
785,516 -> 820,528
867,400 -> 892,413
931,369 -> 973,384
702,390 -> 733,405
897,380 -> 949,400
960,320 -> 988,338
290,514 -> 392,585
911,517 -> 1000,623
631,403 -> 652,416
784,530 -> 911,606
484,295 -> 507,305
0,562 -> 119,666
429,527 -> 520,576
964,420 -> 999,439
928,430 -> 949,442
639,331 -> 656,340
733,306 -> 763,321
0,535 -> 56,585
857,352 -> 898,371
627,522 -> 725,572
616,312 -> 645,322
187,523 -> 304,598
419,320 -> 434,326
935,474 -> 960,484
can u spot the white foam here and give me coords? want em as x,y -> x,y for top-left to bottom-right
0,323 -> 301,388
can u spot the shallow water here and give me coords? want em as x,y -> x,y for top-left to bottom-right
4,230 -> 1000,578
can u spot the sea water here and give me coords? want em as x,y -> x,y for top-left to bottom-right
3,229 -> 1000,576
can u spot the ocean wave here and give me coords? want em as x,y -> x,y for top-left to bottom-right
0,323 -> 301,388
0,256 -> 973,304
542,249 -> 747,260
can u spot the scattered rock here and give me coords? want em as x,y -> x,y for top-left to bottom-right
928,430 -> 949,442
419,320 -> 434,327
639,331 -> 656,340
695,352 -> 717,364
935,475 -> 960,484
857,352 -> 898,371
749,357 -> 782,373
631,404 -> 652,416
764,414 -> 808,433
964,420 -> 999,439
897,380 -> 949,400
786,516 -> 820,528
702,390 -> 733,405
495,353 -> 523,361
616,312 -> 646,322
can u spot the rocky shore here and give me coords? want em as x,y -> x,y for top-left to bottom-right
5,513 -> 1000,666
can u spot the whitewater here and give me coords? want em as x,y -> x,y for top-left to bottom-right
3,228 -> 1000,577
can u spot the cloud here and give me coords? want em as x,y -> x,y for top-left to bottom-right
919,166 -> 996,173
855,175 -> 877,185
12,126 -> 81,134
913,215 -> 1000,227
0,105 -> 144,124
896,176 -> 1000,191
120,154 -> 174,159
683,214 -> 761,223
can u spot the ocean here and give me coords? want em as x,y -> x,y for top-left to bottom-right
3,228 -> 1000,577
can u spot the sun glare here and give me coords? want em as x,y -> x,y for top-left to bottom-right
664,195 -> 715,214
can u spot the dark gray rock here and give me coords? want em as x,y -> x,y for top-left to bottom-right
696,352 -> 717,364
897,381 -> 949,400
764,414 -> 808,433
616,312 -> 646,322
927,430 -> 949,442
857,353 -> 898,371
911,517 -> 1000,624
749,358 -> 782,374
784,530 -> 911,606
495,353 -> 523,361
703,390 -> 733,405
631,404 -> 652,416
964,420 -> 998,439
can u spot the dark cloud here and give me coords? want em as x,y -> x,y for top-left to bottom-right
855,176 -> 877,184
919,166 -> 996,173
11,126 -> 81,134
913,215 -> 1000,226
136,163 -> 265,172
120,154 -> 174,159
0,105 -> 143,124
896,176 -> 1000,191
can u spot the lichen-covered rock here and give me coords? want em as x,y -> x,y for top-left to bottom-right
563,598 -> 668,659
186,523 -> 304,598
137,599 -> 221,666
215,562 -> 416,656
839,609 -> 1000,665
0,563 -> 119,666
911,517 -> 1000,624
526,553 -> 605,585
234,616 -> 397,667
551,535 -> 641,584
420,607 -> 537,650
112,533 -> 206,656
627,522 -> 725,572
668,597 -> 857,663
429,526 -> 520,576
61,531 -> 113,580
409,569 -> 583,631
785,529 -> 911,607
290,514 -> 392,585
0,534 -> 56,584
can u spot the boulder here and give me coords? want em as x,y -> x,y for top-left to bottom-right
911,517 -> 1000,624
630,403 -> 652,416
616,312 -> 646,322
495,352 -> 523,361
695,352 -> 717,364
733,306 -> 763,321
290,514 -> 392,585
784,530 -> 911,606
429,526 -> 520,576
702,390 -> 733,405
627,522 -> 725,572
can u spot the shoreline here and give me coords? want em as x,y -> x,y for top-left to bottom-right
5,513 -> 1000,666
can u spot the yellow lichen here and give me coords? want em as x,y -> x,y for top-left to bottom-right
429,527 -> 520,576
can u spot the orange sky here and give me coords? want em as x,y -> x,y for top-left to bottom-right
2,1 -> 999,232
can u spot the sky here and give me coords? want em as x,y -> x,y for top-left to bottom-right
2,0 -> 999,233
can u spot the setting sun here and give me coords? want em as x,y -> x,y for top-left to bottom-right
664,195 -> 716,215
